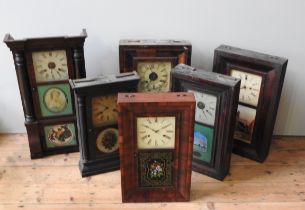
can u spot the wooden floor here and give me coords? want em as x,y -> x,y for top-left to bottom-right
0,134 -> 305,210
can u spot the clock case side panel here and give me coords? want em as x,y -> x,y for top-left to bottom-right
171,69 -> 240,180
119,43 -> 192,73
71,79 -> 139,177
212,45 -> 288,162
118,98 -> 195,202
3,30 -> 87,159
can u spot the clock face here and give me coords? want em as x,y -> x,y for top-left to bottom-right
137,62 -> 171,92
230,70 -> 262,107
188,90 -> 217,126
137,116 -> 175,149
96,128 -> 119,153
32,50 -> 69,82
92,94 -> 118,127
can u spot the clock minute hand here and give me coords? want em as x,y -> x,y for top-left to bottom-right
156,123 -> 171,132
142,124 -> 158,133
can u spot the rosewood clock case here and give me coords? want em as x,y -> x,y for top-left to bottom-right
4,29 -> 87,158
213,45 -> 288,162
171,64 -> 241,180
70,72 -> 140,177
119,39 -> 192,92
118,92 -> 195,202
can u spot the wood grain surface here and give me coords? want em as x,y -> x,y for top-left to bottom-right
0,134 -> 304,210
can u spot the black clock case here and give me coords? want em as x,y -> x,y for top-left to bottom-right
171,64 -> 241,180
70,71 -> 140,177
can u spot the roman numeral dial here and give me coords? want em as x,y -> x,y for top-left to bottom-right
32,50 -> 69,82
137,62 -> 172,92
188,90 -> 217,126
92,94 -> 118,127
230,70 -> 262,107
137,116 -> 175,149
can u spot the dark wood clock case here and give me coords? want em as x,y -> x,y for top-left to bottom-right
171,64 -> 241,180
4,29 -> 87,159
119,39 -> 192,92
213,45 -> 288,162
70,72 -> 140,177
118,92 -> 195,202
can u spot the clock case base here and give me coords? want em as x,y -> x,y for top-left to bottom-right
213,45 -> 288,162
4,30 -> 87,159
79,158 -> 120,177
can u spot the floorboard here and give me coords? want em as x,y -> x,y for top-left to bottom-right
0,134 -> 304,210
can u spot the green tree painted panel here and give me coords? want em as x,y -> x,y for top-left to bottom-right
193,123 -> 214,163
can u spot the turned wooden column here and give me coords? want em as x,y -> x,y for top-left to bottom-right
76,96 -> 88,161
73,48 -> 86,79
13,51 -> 41,158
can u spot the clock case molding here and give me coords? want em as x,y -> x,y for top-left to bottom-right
119,39 -> 192,72
213,45 -> 288,162
119,39 -> 192,91
171,64 -> 241,180
118,92 -> 195,202
69,72 -> 140,177
4,29 -> 87,159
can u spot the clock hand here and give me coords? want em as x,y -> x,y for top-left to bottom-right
142,124 -> 158,133
96,107 -> 109,115
203,110 -> 208,119
156,123 -> 172,132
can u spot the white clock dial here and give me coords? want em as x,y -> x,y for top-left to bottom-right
188,90 -> 217,126
230,69 -> 262,107
137,62 -> 171,92
32,50 -> 69,82
137,116 -> 175,149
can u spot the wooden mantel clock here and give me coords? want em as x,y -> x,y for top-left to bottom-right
118,92 -> 195,202
4,29 -> 87,158
69,72 -> 139,177
119,39 -> 192,93
171,64 -> 241,180
213,45 -> 288,162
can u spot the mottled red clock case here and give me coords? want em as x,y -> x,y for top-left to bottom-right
118,92 -> 195,202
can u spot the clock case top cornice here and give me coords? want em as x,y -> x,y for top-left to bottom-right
69,71 -> 140,95
119,39 -> 191,47
214,45 -> 288,68
3,29 -> 87,52
171,64 -> 241,89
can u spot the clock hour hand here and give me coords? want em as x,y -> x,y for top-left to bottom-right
95,107 -> 108,115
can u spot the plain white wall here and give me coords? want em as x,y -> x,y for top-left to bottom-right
0,0 -> 304,135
